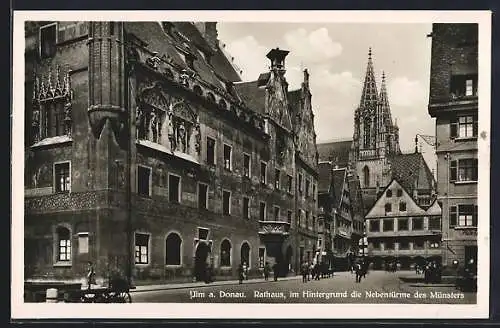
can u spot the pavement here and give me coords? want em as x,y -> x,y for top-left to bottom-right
130,274 -> 303,293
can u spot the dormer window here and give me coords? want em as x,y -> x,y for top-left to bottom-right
450,74 -> 477,98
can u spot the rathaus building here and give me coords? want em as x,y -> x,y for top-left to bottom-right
23,21 -> 319,285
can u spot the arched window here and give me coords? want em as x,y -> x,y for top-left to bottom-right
363,166 -> 370,188
241,242 -> 250,266
363,118 -> 371,148
193,85 -> 203,96
220,239 -> 231,267
207,93 -> 216,104
165,233 -> 182,266
56,226 -> 71,262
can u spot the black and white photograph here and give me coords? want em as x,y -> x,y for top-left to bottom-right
11,10 -> 491,319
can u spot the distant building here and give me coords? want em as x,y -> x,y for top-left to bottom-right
427,23 -> 478,269
365,179 -> 442,269
24,21 -> 319,283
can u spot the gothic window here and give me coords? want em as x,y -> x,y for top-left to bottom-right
363,118 -> 371,148
363,166 -> 370,188
40,23 -> 57,59
241,242 -> 250,266
220,239 -> 231,267
165,233 -> 182,266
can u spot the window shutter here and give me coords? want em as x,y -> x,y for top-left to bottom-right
473,159 -> 478,181
450,119 -> 458,139
473,116 -> 478,137
449,205 -> 457,227
473,205 -> 478,226
450,160 -> 457,182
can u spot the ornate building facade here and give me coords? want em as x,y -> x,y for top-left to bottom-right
24,21 -> 319,284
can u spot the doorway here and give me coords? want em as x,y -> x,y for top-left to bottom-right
194,242 -> 210,281
285,245 -> 293,274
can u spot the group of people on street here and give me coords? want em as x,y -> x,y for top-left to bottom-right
300,261 -> 333,283
238,261 -> 279,284
415,260 -> 442,284
352,258 -> 369,283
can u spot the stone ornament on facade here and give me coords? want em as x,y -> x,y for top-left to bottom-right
32,65 -> 73,143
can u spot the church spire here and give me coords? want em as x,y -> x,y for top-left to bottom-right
359,47 -> 378,108
379,71 -> 392,124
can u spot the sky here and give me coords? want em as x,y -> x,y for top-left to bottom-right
217,23 -> 436,153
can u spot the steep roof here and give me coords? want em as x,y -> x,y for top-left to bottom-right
124,22 -> 241,92
332,168 -> 347,208
287,89 -> 302,129
418,134 -> 436,147
390,152 -> 435,194
317,162 -> 333,193
317,140 -> 352,167
233,81 -> 266,114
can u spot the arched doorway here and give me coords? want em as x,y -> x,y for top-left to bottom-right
194,242 -> 211,282
241,242 -> 250,266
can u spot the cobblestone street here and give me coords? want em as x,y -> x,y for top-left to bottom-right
132,271 -> 476,304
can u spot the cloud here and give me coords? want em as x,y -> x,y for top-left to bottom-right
284,28 -> 343,64
387,77 -> 427,107
224,35 -> 268,81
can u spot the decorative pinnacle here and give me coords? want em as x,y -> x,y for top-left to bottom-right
368,47 -> 372,60
382,71 -> 386,82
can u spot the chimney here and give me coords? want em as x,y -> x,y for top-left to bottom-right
195,22 -> 219,51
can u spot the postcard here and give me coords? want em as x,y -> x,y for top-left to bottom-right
11,10 -> 491,319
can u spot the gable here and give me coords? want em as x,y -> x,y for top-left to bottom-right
365,179 -> 426,218
426,199 -> 442,216
265,71 -> 292,131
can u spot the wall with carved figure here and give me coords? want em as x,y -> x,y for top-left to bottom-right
24,22 -> 320,282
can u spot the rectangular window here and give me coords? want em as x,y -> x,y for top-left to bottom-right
135,233 -> 149,264
399,240 -> 410,250
457,204 -> 476,227
398,218 -> 409,231
54,162 -> 70,193
312,216 -> 316,231
428,217 -> 441,230
260,162 -> 267,184
287,210 -> 292,224
275,169 -> 280,189
40,23 -> 57,58
198,228 -> 209,240
305,179 -> 310,197
384,203 -> 392,213
78,233 -> 89,254
413,240 -> 424,250
287,175 -> 293,193
397,189 -> 403,197
451,115 -> 478,139
399,202 -> 407,212
306,211 -> 310,230
274,206 -> 280,221
383,219 -> 394,232
223,144 -> 232,170
386,190 -> 392,197
222,190 -> 231,215
243,197 -> 250,219
137,165 -> 151,196
385,242 -> 394,250
243,153 -> 251,178
168,174 -> 181,203
258,247 -> 265,268
372,241 -> 381,250
412,217 -> 424,230
298,174 -> 303,194
369,220 -> 380,232
260,202 -> 266,221
198,183 -> 208,210
206,137 -> 216,165
466,79 -> 474,96
312,183 -> 316,200
452,158 -> 478,182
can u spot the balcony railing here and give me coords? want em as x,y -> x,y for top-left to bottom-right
368,248 -> 442,257
258,221 -> 290,236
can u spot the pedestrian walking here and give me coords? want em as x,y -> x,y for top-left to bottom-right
263,262 -> 270,281
301,262 -> 308,283
242,261 -> 248,280
86,261 -> 96,290
238,263 -> 244,284
272,262 -> 278,282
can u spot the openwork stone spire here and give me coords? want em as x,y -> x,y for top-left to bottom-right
359,47 -> 378,108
